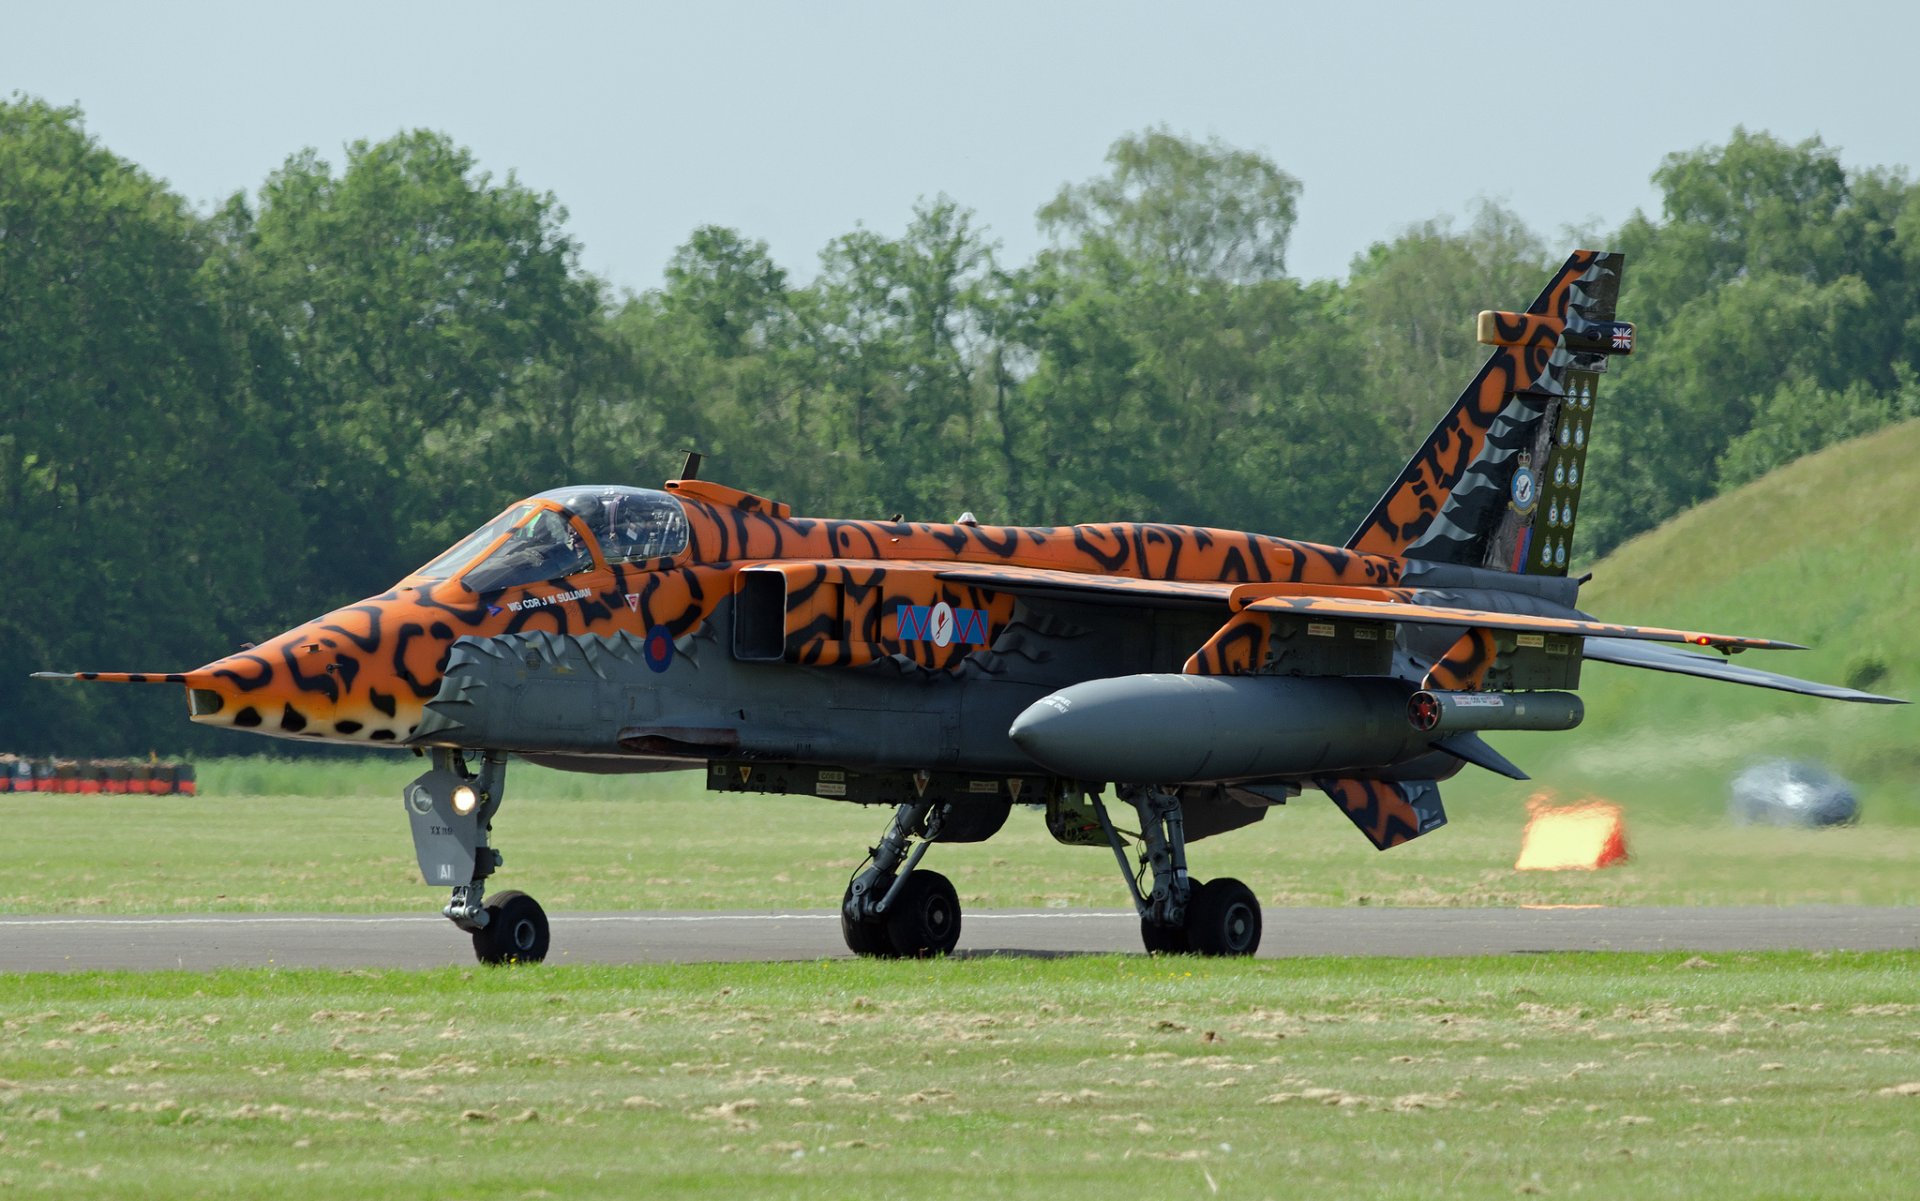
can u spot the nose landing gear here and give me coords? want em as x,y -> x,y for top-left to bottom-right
403,749 -> 550,965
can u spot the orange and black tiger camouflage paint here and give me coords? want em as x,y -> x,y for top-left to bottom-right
1421,628 -> 1500,692
124,482 -> 1408,747
1315,776 -> 1446,850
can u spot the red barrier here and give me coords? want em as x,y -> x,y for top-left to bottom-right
3,757 -> 196,798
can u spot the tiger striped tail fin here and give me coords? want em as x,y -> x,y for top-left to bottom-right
1345,250 -> 1632,576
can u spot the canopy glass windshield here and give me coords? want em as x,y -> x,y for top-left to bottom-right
412,486 -> 691,593
411,503 -> 536,582
461,507 -> 597,592
535,486 -> 690,565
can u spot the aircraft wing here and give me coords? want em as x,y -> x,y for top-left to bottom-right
1582,636 -> 1905,704
936,565 -> 1236,610
1237,595 -> 1801,653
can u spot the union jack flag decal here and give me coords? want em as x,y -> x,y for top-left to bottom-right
1610,324 -> 1634,351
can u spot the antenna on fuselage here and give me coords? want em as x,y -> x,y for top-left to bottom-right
679,451 -> 702,481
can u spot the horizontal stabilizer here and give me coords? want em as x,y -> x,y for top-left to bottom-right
1430,733 -> 1530,780
1582,637 -> 1906,704
1240,595 -> 1801,653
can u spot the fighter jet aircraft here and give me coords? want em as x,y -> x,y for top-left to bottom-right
36,250 -> 1901,964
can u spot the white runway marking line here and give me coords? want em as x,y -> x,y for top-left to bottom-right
0,910 -> 1138,929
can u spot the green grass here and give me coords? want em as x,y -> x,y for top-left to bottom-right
1512,418 -> 1920,817
3,953 -> 1917,1199
10,762 -> 1920,914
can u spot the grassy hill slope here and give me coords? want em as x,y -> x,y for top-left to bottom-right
1470,418 -> 1920,823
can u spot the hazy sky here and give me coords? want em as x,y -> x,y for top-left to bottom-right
7,2 -> 1913,293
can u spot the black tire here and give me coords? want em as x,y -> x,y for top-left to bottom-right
1140,879 -> 1206,954
883,869 -> 962,958
472,890 -> 550,965
840,871 -> 898,955
1140,919 -> 1190,954
841,910 -> 893,957
841,876 -> 897,957
1185,876 -> 1261,957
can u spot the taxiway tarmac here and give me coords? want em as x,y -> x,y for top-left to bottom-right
1,906 -> 1914,972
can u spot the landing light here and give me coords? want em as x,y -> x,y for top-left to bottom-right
451,784 -> 480,816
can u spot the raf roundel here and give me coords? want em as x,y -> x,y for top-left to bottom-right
643,624 -> 674,673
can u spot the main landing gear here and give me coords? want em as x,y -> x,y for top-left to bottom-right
1095,784 -> 1263,957
403,749 -> 550,965
840,800 -> 969,958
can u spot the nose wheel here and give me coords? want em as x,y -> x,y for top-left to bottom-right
471,890 -> 551,964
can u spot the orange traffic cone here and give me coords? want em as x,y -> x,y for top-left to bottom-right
1515,794 -> 1628,870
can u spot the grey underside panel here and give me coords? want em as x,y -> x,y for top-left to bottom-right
1583,637 -> 1905,704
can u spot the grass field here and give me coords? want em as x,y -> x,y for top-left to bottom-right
1517,419 -> 1920,811
10,759 -> 1920,915
4,953 -> 1918,1200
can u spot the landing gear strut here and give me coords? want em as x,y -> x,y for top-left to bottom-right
841,800 -> 963,958
403,749 -> 549,965
1093,784 -> 1262,957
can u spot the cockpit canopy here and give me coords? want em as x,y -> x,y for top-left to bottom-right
411,486 -> 690,592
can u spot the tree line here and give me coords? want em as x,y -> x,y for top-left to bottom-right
6,96 -> 1917,754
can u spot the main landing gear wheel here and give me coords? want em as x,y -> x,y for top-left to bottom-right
884,869 -> 962,958
1140,879 -> 1200,955
841,878 -> 894,957
840,800 -> 965,958
1138,879 -> 1261,956
1185,877 -> 1261,957
1140,920 -> 1190,955
472,890 -> 550,965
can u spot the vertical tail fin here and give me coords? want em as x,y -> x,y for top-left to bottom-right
1345,250 -> 1632,575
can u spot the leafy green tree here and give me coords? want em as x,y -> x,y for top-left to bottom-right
609,225 -> 848,506
0,97 -> 298,752
1585,271 -> 1877,554
223,130 -> 608,597
1716,372 -> 1920,490
810,198 -> 1002,519
1345,203 -> 1552,443
1017,128 -> 1372,538
1038,126 -> 1301,283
